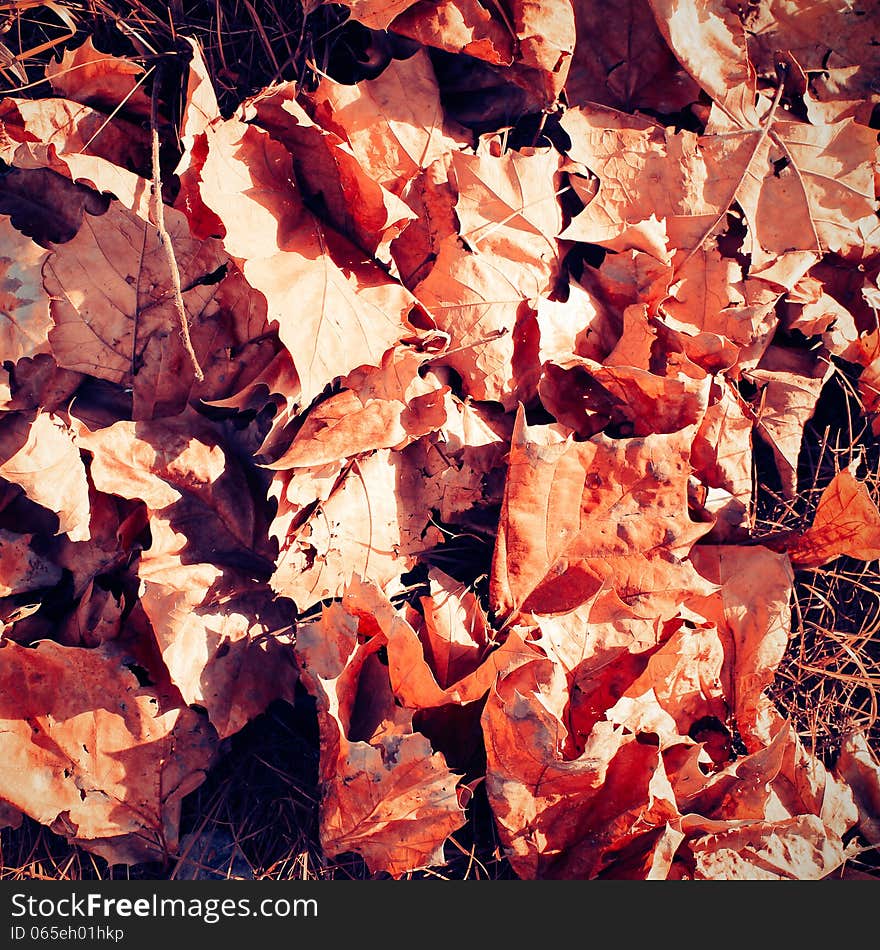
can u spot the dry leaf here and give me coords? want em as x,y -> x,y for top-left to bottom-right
0,639 -> 216,865
0,410 -> 90,541
490,408 -> 711,616
784,459 -> 880,568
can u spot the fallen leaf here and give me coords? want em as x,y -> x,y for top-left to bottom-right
0,215 -> 52,364
0,410 -> 90,541
689,545 -> 795,749
490,408 -> 712,616
193,116 -> 424,407
0,638 -> 216,865
482,656 -> 679,878
45,36 -> 152,117
783,459 -> 880,568
566,0 -> 700,114
0,529 -> 62,596
295,590 -> 466,876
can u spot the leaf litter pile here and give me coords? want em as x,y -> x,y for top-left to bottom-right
1,0 -> 880,881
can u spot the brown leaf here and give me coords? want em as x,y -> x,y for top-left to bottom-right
0,216 -> 52,363
701,106 -> 880,266
0,529 -> 62,596
307,48 -> 471,196
689,545 -> 794,750
391,0 -> 514,64
784,460 -> 880,568
137,557 -> 297,740
539,357 -> 709,439
0,639 -> 216,864
735,0 -> 880,108
690,380 -> 754,538
295,589 -> 465,876
73,410 -> 293,737
482,656 -> 679,878
0,410 -> 90,541
645,0 -> 758,128
43,200 -> 272,419
835,730 -> 880,848
688,815 -> 852,880
44,37 -> 152,117
192,116 -> 423,406
566,0 -> 700,113
746,344 -> 834,496
265,347 -> 448,469
490,408 -> 712,616
0,165 -> 111,248
244,85 -> 416,261
270,450 -> 443,612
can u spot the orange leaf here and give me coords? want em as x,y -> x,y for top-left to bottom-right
0,410 -> 90,541
295,588 -> 465,876
0,639 -> 216,865
786,461 -> 880,568
490,408 -> 711,616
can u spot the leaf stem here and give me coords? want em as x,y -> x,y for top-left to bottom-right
150,63 -> 205,383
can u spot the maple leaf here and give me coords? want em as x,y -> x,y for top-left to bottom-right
270,449 -> 443,612
566,0 -> 700,114
745,344 -> 834,495
264,346 -> 448,469
0,639 -> 216,865
305,49 -> 471,197
700,104 -> 880,267
391,0 -> 515,64
690,380 -> 755,538
44,36 -> 152,117
645,0 -> 758,127
733,0 -> 880,109
0,529 -> 61,597
0,215 -> 52,364
490,408 -> 712,617
189,116 -> 424,407
689,545 -> 795,751
73,410 -> 294,738
482,656 -> 679,879
0,96 -> 148,178
243,85 -> 415,262
44,200 -> 272,419
0,410 -> 90,541
415,141 -> 565,405
835,731 -> 880,849
295,585 -> 466,876
689,816 -> 853,880
538,357 -> 709,439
